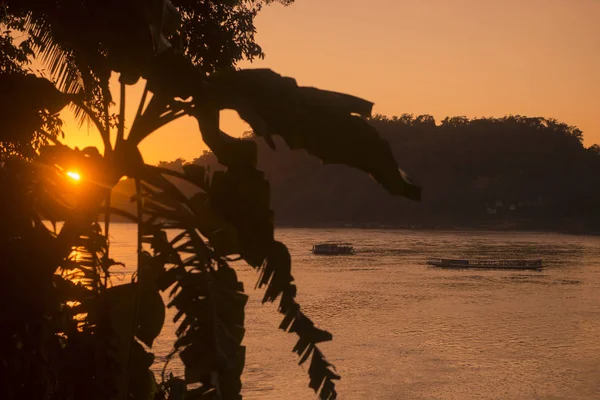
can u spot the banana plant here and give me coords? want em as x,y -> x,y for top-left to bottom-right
0,1 -> 421,399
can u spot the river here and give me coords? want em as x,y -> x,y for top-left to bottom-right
106,225 -> 600,399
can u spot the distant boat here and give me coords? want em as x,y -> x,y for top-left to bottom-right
312,243 -> 355,255
426,258 -> 542,270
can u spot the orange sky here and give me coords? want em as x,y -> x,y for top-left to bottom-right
62,0 -> 600,164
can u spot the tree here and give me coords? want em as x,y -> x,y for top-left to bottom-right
440,115 -> 469,128
0,1 -> 420,399
589,144 -> 600,155
414,114 -> 435,128
0,8 -> 63,159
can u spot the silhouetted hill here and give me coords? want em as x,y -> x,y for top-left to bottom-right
114,114 -> 600,232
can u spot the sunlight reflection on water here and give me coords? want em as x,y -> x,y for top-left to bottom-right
106,225 -> 600,400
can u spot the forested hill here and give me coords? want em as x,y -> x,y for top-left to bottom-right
115,114 -> 600,232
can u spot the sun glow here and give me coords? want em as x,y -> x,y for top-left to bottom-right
66,171 -> 81,181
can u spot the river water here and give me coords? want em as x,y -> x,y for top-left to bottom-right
107,225 -> 600,399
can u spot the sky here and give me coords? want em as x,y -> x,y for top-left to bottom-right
61,0 -> 600,165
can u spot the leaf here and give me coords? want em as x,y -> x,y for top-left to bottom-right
208,169 -> 273,267
188,193 -> 240,255
181,164 -> 209,189
52,275 -> 93,302
0,73 -> 69,114
136,287 -> 165,348
204,69 -> 421,200
99,283 -> 165,348
128,341 -> 158,400
165,376 -> 187,400
0,74 -> 69,145
209,227 -> 240,256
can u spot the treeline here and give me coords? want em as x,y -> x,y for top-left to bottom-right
113,114 -> 600,232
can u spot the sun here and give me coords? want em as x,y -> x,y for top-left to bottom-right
66,171 -> 81,182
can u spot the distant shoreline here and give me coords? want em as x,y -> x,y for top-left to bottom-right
273,221 -> 600,236
92,218 -> 600,236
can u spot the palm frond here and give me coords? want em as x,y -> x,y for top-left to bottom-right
23,14 -> 107,126
24,16 -> 85,92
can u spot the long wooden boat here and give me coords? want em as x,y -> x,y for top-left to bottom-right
426,258 -> 543,270
312,243 -> 355,255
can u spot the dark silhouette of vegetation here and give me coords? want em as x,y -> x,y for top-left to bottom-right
150,113 -> 600,232
0,1 -> 419,400
0,8 -> 63,159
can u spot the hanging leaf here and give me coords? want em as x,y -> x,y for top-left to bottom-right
93,282 -> 165,348
201,68 -> 421,201
128,341 -> 160,400
136,287 -> 165,348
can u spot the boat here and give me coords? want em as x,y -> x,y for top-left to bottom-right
311,243 -> 355,255
426,258 -> 543,270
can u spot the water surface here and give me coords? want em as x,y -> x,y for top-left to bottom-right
108,226 -> 600,399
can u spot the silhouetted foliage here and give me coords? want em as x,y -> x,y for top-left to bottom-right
0,7 -> 63,159
0,1 -> 419,399
176,0 -> 292,73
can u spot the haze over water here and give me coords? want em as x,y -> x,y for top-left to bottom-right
109,225 -> 600,399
